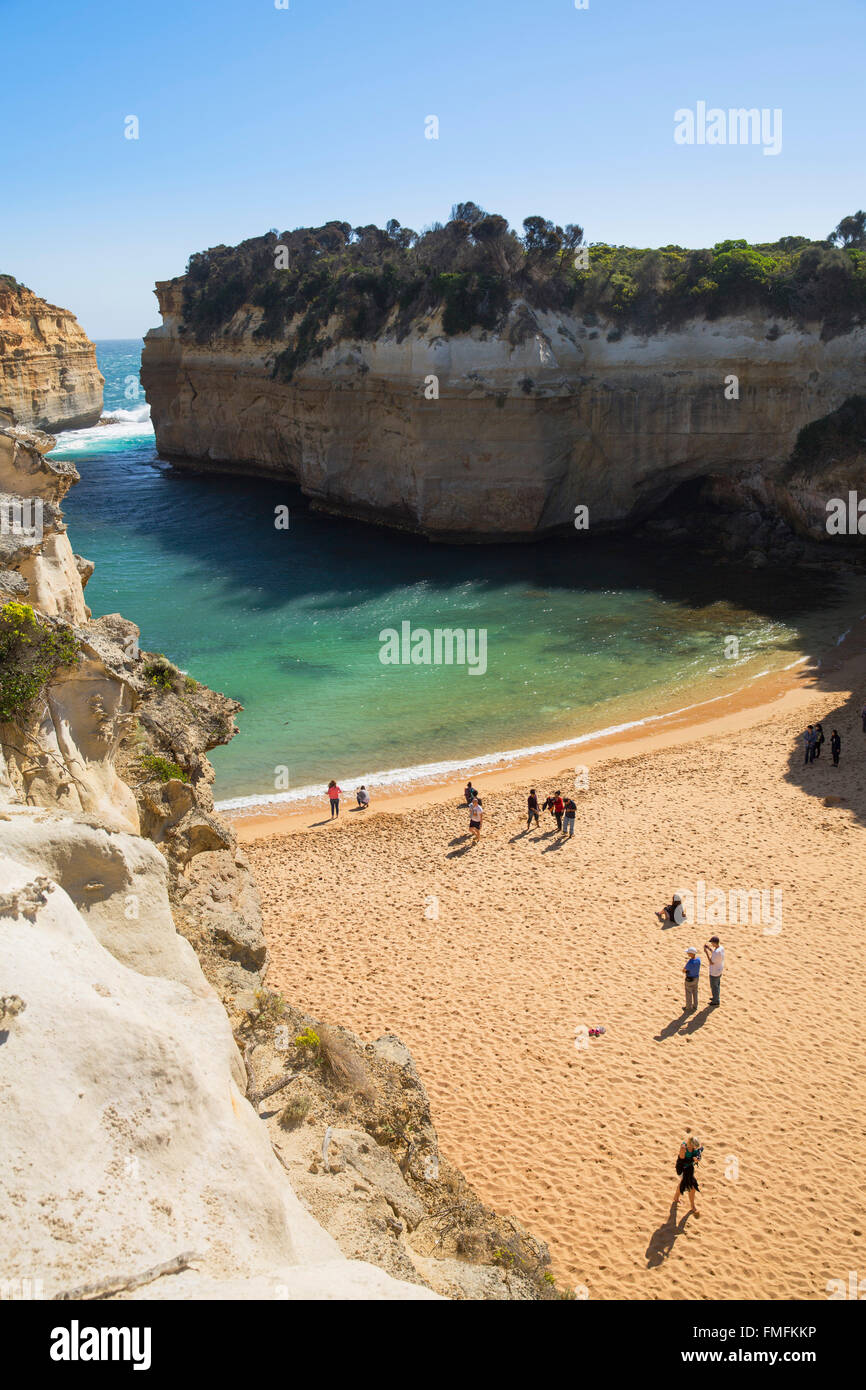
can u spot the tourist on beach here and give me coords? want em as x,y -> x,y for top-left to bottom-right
814,722 -> 825,760
861,703 -> 866,733
464,781 -> 478,805
803,725 -> 815,765
552,791 -> 564,832
672,1136 -> 703,1214
527,788 -> 540,828
683,947 -> 701,1013
656,894 -> 686,925
327,780 -> 342,817
468,795 -> 483,842
356,785 -> 370,810
562,795 -> 577,837
705,935 -> 724,1006
831,729 -> 841,766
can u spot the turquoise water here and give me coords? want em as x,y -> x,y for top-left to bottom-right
52,341 -> 857,806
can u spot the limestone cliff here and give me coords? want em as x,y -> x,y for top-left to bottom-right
141,278 -> 866,546
0,281 -> 103,432
0,426 -> 556,1300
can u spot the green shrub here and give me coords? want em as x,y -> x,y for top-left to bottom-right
142,657 -> 178,692
139,753 -> 189,783
183,675 -> 198,692
278,1095 -> 311,1129
0,603 -> 81,722
174,208 -> 866,371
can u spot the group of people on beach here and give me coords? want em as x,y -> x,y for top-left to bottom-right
802,722 -> 841,765
461,781 -> 580,842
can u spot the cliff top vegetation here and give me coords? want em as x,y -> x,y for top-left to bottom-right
174,204 -> 866,380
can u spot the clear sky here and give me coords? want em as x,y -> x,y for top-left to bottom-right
1,0 -> 863,338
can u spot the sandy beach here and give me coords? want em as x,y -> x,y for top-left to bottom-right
240,639 -> 866,1299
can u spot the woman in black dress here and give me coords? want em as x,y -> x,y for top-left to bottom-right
673,1136 -> 703,1214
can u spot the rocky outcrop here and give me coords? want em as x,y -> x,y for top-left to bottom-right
0,425 -> 557,1300
141,278 -> 866,545
0,281 -> 103,432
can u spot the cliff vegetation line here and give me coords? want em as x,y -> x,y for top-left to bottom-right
176,204 -> 866,379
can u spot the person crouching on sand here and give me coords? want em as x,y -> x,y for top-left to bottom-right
656,894 -> 685,925
673,1136 -> 703,1214
327,780 -> 342,817
468,795 -> 483,842
356,785 -> 370,810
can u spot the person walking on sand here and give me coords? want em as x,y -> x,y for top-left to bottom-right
327,780 -> 342,818
831,728 -> 841,766
562,795 -> 577,838
803,725 -> 815,766
527,788 -> 540,828
552,791 -> 565,833
468,794 -> 483,842
672,1136 -> 703,1214
683,947 -> 701,1012
705,935 -> 724,1006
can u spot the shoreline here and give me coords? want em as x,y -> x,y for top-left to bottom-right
232,618 -> 866,843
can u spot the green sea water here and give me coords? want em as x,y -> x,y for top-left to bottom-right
52,341 -> 862,808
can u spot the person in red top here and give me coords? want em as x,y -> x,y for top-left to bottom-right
327,780 -> 342,817
552,791 -> 564,833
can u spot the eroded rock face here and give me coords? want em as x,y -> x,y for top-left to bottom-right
141,282 -> 866,542
0,854 -> 437,1301
0,285 -> 103,432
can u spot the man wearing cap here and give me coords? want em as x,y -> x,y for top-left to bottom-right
683,947 -> 701,1013
705,935 -> 725,1006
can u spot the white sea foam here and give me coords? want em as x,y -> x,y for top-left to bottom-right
214,685 -> 757,814
53,404 -> 154,451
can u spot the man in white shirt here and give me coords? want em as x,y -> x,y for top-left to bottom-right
705,935 -> 725,1006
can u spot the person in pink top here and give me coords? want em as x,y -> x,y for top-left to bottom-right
327,780 -> 342,818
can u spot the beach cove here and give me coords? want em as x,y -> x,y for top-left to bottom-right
240,634 -> 866,1298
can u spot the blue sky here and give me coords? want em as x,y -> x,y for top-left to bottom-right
1,0 -> 863,337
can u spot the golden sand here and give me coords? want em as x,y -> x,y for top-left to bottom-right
239,638 -> 866,1299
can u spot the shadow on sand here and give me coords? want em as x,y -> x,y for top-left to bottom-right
654,1004 -> 714,1041
645,1201 -> 698,1268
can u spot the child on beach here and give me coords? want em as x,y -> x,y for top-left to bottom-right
327,780 -> 342,817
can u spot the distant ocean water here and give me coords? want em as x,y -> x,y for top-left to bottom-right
51,340 -> 860,808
